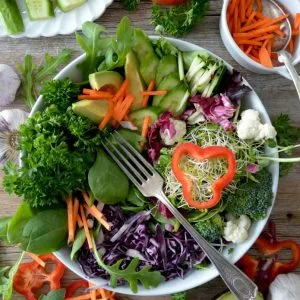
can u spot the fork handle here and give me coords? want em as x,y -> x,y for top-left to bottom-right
155,191 -> 258,300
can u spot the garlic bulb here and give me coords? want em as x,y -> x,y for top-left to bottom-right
0,109 -> 28,164
0,65 -> 20,106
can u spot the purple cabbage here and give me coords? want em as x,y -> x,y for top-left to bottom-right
245,164 -> 260,174
191,94 -> 236,130
77,205 -> 206,282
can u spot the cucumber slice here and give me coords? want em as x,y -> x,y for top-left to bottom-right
156,55 -> 177,84
57,0 -> 87,12
25,0 -> 54,20
132,29 -> 155,62
140,52 -> 159,85
153,73 -> 180,106
0,0 -> 24,35
159,83 -> 190,116
129,107 -> 163,130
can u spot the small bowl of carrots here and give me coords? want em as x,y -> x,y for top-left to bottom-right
220,0 -> 300,79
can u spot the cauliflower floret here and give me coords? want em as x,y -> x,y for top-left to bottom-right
160,118 -> 186,146
223,214 -> 251,244
237,109 -> 277,141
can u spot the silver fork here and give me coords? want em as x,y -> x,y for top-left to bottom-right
103,132 -> 258,300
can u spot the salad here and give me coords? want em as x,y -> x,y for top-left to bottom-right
2,17 -> 279,293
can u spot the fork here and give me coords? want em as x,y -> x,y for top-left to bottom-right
103,132 -> 258,300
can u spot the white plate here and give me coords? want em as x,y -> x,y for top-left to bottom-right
30,37 -> 280,296
0,0 -> 113,38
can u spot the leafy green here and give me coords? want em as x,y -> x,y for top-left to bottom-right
93,239 -> 165,293
272,114 -> 300,176
121,185 -> 147,213
3,101 -> 103,207
0,252 -> 25,300
122,0 -> 140,11
38,289 -> 66,300
18,55 -> 35,108
0,217 -> 11,244
194,214 -> 224,242
70,228 -> 86,260
172,292 -> 187,300
226,169 -> 273,221
40,78 -> 80,111
153,37 -> 179,58
151,0 -> 209,37
88,148 -> 129,204
76,21 -> 111,79
18,50 -> 73,109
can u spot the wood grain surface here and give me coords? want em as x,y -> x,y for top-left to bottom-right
1,0 -> 300,299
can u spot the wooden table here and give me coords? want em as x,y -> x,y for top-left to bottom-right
1,0 -> 300,299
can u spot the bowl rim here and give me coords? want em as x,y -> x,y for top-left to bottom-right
221,0 -> 300,71
29,37 -> 280,296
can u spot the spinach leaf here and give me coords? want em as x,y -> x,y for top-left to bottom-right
0,252 -> 25,300
21,209 -> 68,254
88,148 -> 129,204
76,22 -> 112,79
93,239 -> 165,293
38,289 -> 66,300
7,202 -> 34,246
0,217 -> 11,244
70,228 -> 86,260
121,186 -> 146,213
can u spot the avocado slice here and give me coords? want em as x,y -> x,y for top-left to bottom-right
125,51 -> 145,110
159,83 -> 190,116
140,52 -> 160,86
153,72 -> 180,106
216,291 -> 263,300
156,55 -> 178,84
89,71 -> 123,92
129,106 -> 163,130
72,100 -> 109,124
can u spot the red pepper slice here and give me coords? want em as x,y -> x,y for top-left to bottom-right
65,280 -> 89,298
171,143 -> 236,209
255,236 -> 300,281
236,254 -> 259,280
13,254 -> 65,300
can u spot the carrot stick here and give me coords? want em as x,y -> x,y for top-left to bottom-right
255,0 -> 262,12
259,47 -> 273,67
228,0 -> 238,17
77,215 -> 83,228
294,13 -> 300,29
233,24 -> 280,38
66,196 -> 74,245
252,34 -> 274,41
239,14 -> 287,32
89,283 -> 96,300
240,0 -> 246,23
140,116 -> 151,148
99,100 -> 114,130
267,39 -> 272,55
234,5 -> 239,32
249,54 -> 260,63
292,30 -> 300,36
262,39 -> 268,48
78,94 -> 113,100
274,30 -> 285,37
246,0 -> 254,17
26,252 -> 46,268
73,197 -> 79,230
141,90 -> 167,96
112,79 -> 129,103
245,11 -> 256,27
245,45 -> 253,55
84,204 -> 111,231
288,38 -> 295,54
114,94 -> 134,122
82,88 -> 93,95
142,80 -> 155,107
80,206 -> 94,251
237,40 -> 263,46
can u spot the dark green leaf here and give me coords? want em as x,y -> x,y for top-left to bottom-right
0,217 -> 11,244
122,0 -> 140,10
70,228 -> 86,260
38,289 -> 66,300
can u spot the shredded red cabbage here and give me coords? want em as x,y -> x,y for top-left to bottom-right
77,205 -> 206,282
191,94 -> 236,130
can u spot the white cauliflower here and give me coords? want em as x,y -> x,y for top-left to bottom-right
160,118 -> 187,146
223,214 -> 251,244
237,109 -> 277,141
0,64 -> 20,106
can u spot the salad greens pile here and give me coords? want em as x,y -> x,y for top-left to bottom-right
2,16 -> 298,296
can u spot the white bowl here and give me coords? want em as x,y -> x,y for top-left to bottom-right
220,0 -> 300,80
31,38 -> 279,296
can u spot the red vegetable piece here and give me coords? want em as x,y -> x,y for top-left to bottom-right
65,280 -> 89,298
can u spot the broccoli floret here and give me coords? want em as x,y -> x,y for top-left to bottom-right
194,214 -> 224,242
122,0 -> 140,11
226,169 -> 273,221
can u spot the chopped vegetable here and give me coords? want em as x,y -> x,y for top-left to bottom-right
0,0 -> 24,34
67,196 -> 75,245
26,252 -> 46,268
13,254 -> 65,299
80,205 -> 94,251
65,280 -> 89,298
142,80 -> 155,107
172,143 -> 236,209
122,0 -> 140,11
141,90 -> 167,96
151,0 -> 209,37
141,116 -> 152,147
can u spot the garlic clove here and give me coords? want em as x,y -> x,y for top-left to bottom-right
0,65 -> 21,106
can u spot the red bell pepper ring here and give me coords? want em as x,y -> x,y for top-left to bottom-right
65,280 -> 89,298
236,254 -> 259,281
13,254 -> 65,300
172,143 -> 236,209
